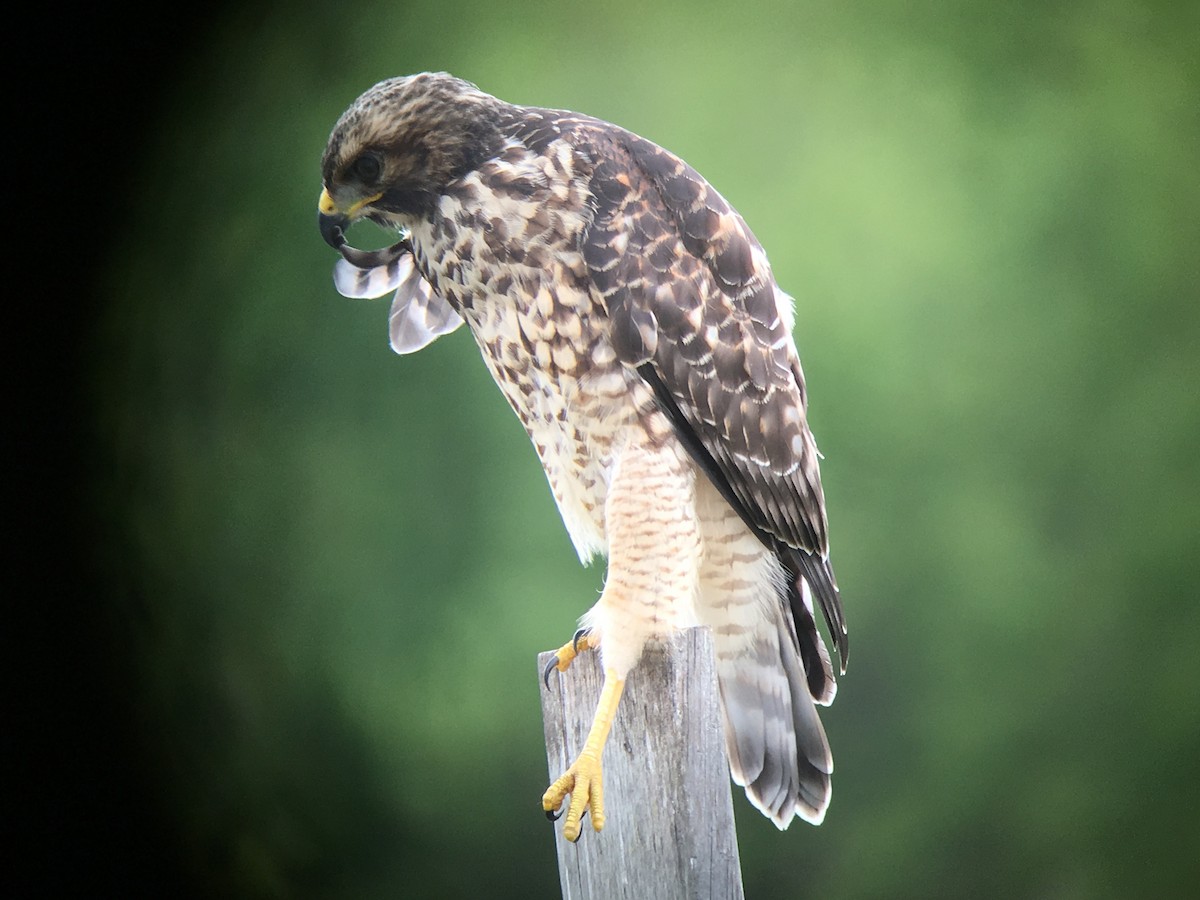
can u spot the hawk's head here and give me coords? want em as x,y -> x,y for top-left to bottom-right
318,72 -> 506,259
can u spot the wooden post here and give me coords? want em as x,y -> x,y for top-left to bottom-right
539,626 -> 745,900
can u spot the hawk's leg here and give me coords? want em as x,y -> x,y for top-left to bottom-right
542,628 -> 599,687
541,668 -> 625,842
541,441 -> 700,841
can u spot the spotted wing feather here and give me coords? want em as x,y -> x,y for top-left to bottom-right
333,250 -> 464,354
333,253 -> 412,299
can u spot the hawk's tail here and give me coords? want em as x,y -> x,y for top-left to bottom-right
714,570 -> 836,828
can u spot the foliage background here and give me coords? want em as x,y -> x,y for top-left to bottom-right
27,1 -> 1198,898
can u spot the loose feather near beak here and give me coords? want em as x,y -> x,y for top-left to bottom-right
318,187 -> 409,268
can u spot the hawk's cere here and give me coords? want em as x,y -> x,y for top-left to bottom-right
318,73 -> 848,841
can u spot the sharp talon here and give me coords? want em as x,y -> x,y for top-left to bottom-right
544,628 -> 595,689
545,807 -> 562,822
569,828 -> 582,844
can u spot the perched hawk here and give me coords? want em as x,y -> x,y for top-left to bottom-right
318,73 -> 847,841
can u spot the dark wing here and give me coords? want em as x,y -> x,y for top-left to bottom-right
578,124 -> 847,685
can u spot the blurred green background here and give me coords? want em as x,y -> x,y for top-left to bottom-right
66,0 -> 1200,897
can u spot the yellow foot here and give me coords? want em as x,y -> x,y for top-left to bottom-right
542,628 -> 599,687
542,668 -> 625,842
543,751 -> 606,842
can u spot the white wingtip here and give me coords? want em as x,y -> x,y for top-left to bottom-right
388,268 -> 464,354
333,253 -> 414,299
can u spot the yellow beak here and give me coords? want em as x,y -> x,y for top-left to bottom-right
318,187 -> 383,217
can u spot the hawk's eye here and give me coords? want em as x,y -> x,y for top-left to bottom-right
350,154 -> 382,183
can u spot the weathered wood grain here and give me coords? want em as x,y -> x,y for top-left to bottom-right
539,627 -> 744,900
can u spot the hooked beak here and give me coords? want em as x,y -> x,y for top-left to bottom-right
318,187 -> 381,249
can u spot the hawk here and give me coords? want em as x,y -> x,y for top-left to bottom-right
317,73 -> 848,841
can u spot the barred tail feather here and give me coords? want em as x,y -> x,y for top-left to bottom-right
715,604 -> 834,828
